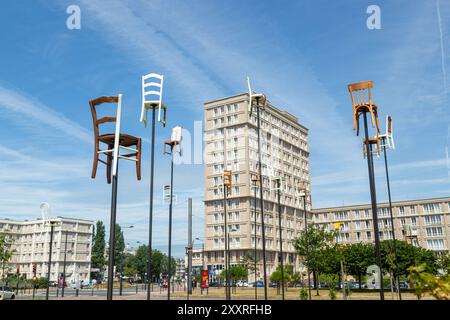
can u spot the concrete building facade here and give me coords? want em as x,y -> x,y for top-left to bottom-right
0,217 -> 94,283
312,197 -> 450,254
203,93 -> 311,282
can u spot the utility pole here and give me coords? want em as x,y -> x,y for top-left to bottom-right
188,198 -> 193,297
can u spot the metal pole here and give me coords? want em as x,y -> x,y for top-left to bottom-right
227,232 -> 231,300
362,111 -> 384,300
256,99 -> 268,300
277,183 -> 285,300
119,274 -> 123,296
383,143 -> 401,300
188,198 -> 193,297
167,148 -> 174,300
62,230 -> 68,298
303,195 -> 312,300
46,222 -> 55,300
253,180 -> 258,300
223,183 -> 229,300
107,172 -> 119,300
147,108 -> 156,300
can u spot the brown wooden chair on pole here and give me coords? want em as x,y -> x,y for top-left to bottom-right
90,95 -> 142,184
348,80 -> 381,136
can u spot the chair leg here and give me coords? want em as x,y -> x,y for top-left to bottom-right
107,144 -> 113,184
91,139 -> 99,179
136,138 -> 142,180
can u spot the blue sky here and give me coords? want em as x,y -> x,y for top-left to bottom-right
0,0 -> 449,257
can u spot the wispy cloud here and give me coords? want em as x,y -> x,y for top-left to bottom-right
0,84 -> 92,144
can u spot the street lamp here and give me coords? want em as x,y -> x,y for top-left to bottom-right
40,202 -> 61,301
247,77 -> 268,300
195,237 -> 206,295
223,169 -> 232,300
251,174 -> 259,300
379,115 -> 401,300
61,229 -> 73,298
164,126 -> 183,300
299,183 -> 312,300
347,80 -> 384,300
270,174 -> 285,300
227,227 -> 238,300
118,225 -> 134,296
334,222 -> 347,300
140,73 -> 167,300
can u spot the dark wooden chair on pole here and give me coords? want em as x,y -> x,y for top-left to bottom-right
89,95 -> 142,183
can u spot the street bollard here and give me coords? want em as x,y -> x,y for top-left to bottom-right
92,286 -> 94,296
32,286 -> 35,299
76,288 -> 79,297
136,284 -> 138,294
119,277 -> 123,296
56,287 -> 59,297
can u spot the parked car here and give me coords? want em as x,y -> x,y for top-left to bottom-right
248,281 -> 264,288
0,286 -> 16,300
236,280 -> 248,287
268,282 -> 278,288
208,282 -> 220,287
348,282 -> 360,289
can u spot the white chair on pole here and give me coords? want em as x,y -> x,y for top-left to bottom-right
141,73 -> 166,128
247,76 -> 267,116
379,115 -> 395,150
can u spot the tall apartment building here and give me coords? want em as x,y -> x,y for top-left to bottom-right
312,197 -> 450,254
203,93 -> 311,281
0,217 -> 94,282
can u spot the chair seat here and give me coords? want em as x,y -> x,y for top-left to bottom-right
99,133 -> 140,146
143,101 -> 167,110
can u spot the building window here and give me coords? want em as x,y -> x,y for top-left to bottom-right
426,227 -> 443,237
366,232 -> 372,240
354,210 -> 360,219
399,206 -> 405,215
423,203 -> 441,214
411,217 -> 417,226
424,215 -> 441,225
410,206 -> 416,215
427,239 -> 445,250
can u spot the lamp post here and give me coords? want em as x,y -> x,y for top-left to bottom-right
45,220 -> 59,300
140,73 -> 167,301
223,169 -> 232,300
164,126 -> 182,300
299,184 -> 312,300
251,174 -> 259,300
61,230 -> 72,298
195,237 -> 205,294
275,177 -> 285,300
334,223 -> 347,300
227,227 -> 237,300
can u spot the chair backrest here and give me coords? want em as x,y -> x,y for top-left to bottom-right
247,76 -> 266,116
347,80 -> 373,108
142,73 -> 164,123
89,95 -> 120,138
89,95 -> 123,176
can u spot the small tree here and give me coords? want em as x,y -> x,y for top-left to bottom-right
0,231 -> 15,280
408,264 -> 450,300
319,274 -> 338,300
91,221 -> 106,277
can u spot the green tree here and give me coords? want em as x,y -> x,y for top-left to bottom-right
343,243 -> 375,286
380,240 -> 437,276
269,264 -> 293,294
91,221 -> 106,273
408,264 -> 450,300
319,273 -> 339,300
437,252 -> 450,275
114,224 -> 125,273
294,225 -> 336,294
0,231 -> 15,280
240,252 -> 256,281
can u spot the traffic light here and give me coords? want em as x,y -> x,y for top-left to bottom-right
223,170 -> 232,188
32,264 -> 37,275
